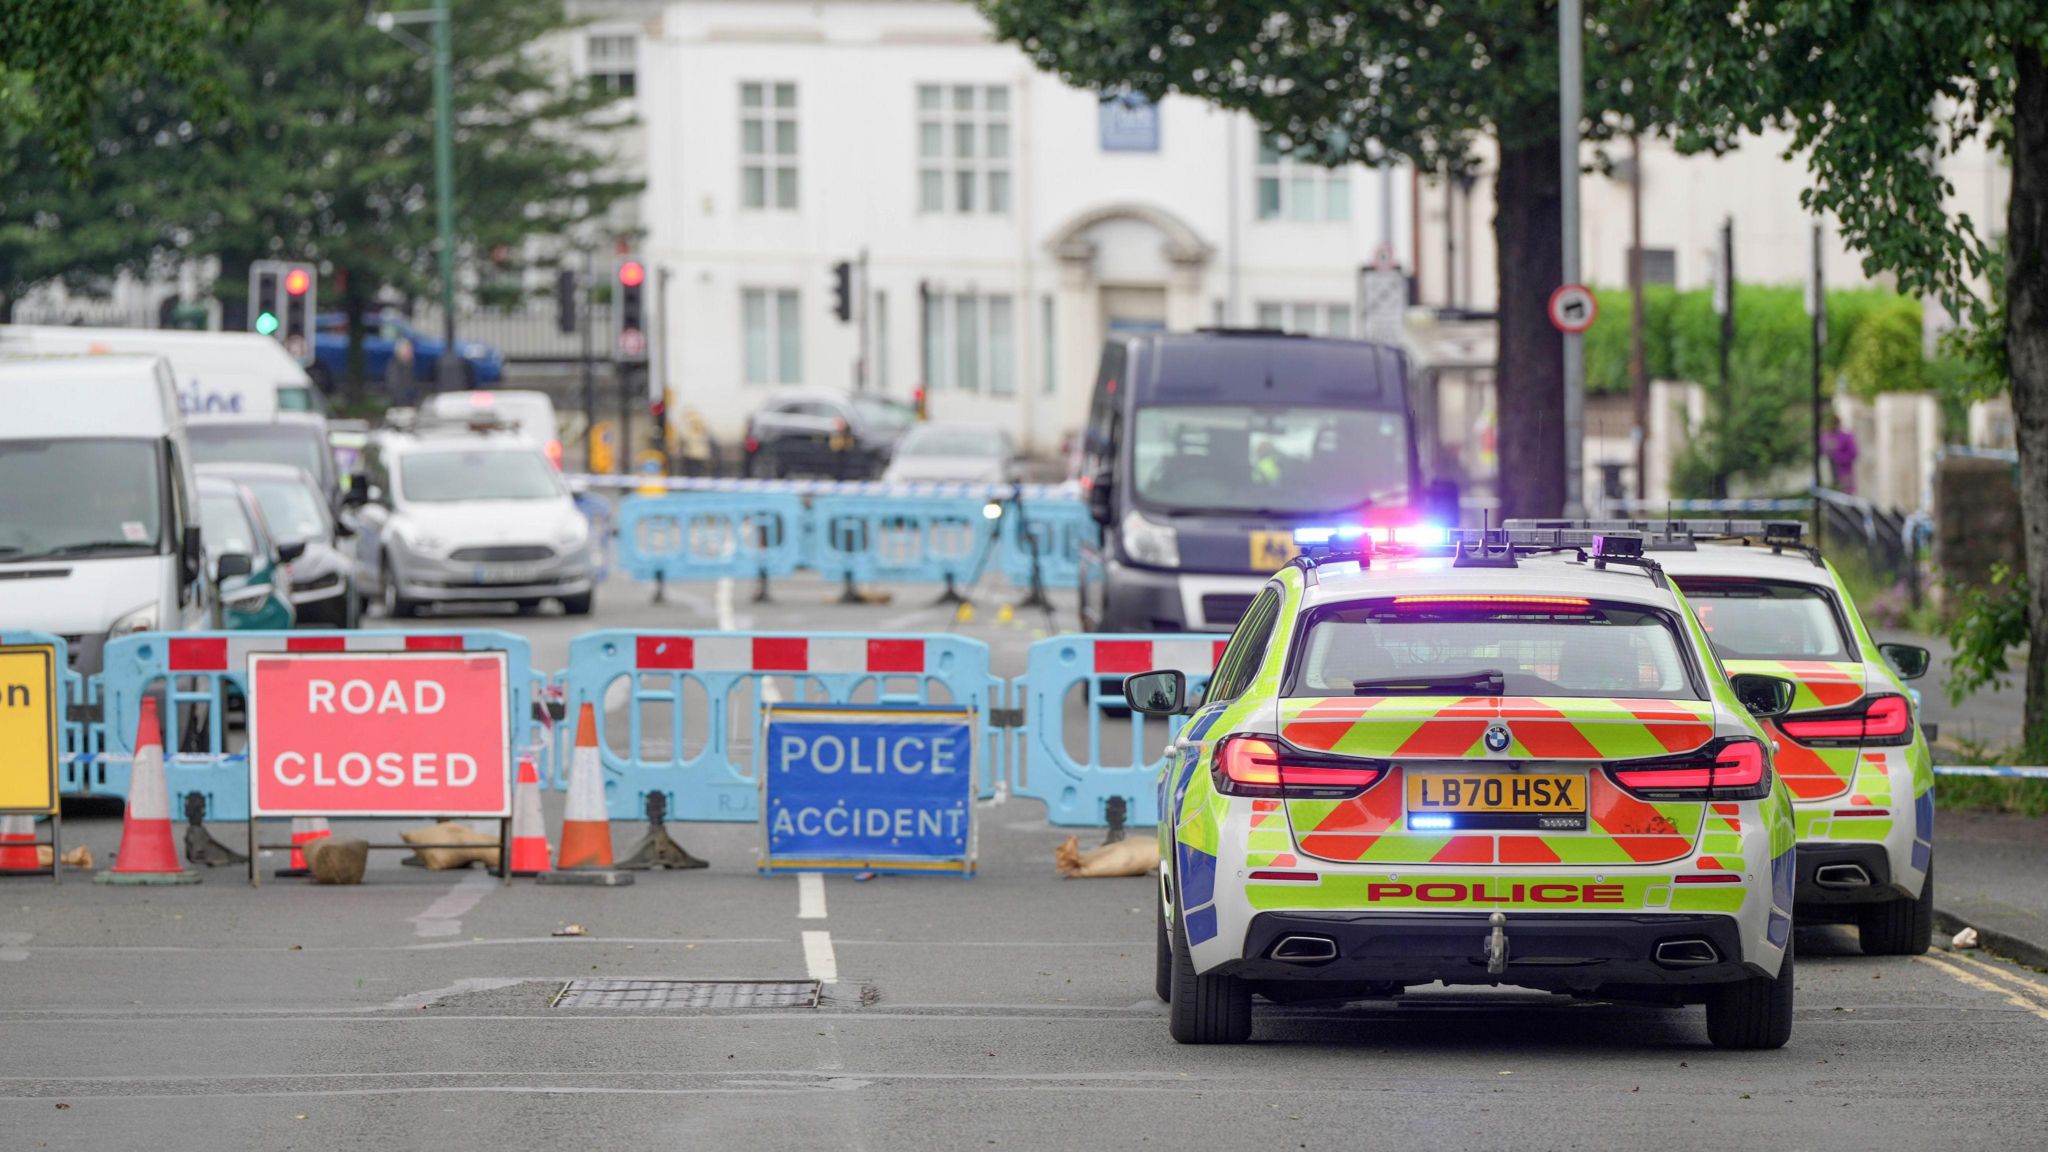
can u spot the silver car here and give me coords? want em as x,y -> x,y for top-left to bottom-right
345,429 -> 593,617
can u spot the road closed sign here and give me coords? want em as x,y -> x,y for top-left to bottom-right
247,651 -> 510,817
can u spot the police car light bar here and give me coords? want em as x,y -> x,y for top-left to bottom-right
1293,525 -> 1368,546
1503,518 -> 1807,546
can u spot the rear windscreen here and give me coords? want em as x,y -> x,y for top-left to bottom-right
1675,578 -> 1853,660
1287,597 -> 1699,700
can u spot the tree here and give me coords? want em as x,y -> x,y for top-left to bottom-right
978,2 -> 1676,518
1658,2 -> 2048,755
0,0 -> 261,177
0,0 -> 638,390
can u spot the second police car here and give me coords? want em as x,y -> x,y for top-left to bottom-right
1512,519 -> 1935,955
1128,527 -> 1801,1048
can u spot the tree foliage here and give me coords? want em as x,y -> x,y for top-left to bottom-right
976,1 -> 1683,518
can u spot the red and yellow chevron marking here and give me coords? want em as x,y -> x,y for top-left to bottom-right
1278,696 -> 1716,762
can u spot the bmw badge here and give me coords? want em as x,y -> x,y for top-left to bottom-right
1483,724 -> 1512,753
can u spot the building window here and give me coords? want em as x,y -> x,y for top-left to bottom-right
741,82 -> 798,210
873,290 -> 890,393
1040,295 -> 1057,395
1256,301 -> 1354,338
1633,247 -> 1678,286
917,84 -> 1011,215
1255,132 -> 1350,222
743,288 -> 801,385
924,291 -> 1014,392
587,34 -> 637,96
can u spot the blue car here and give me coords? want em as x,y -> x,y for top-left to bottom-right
311,311 -> 504,394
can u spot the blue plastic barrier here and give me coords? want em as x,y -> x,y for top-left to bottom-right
809,494 -> 997,588
555,629 -> 1002,823
1,631 -> 91,797
93,630 -> 539,820
573,491 -> 616,582
1009,634 -> 1226,827
616,491 -> 807,583
1000,497 -> 1099,589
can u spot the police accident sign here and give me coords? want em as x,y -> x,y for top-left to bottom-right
759,704 -> 976,876
247,651 -> 510,817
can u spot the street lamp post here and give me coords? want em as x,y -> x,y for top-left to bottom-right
370,1 -> 463,393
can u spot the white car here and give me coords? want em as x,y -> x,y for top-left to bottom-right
880,423 -> 1018,485
345,428 -> 592,616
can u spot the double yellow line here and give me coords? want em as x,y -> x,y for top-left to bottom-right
1917,949 -> 2048,1023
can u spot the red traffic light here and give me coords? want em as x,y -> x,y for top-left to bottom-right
284,268 -> 311,296
618,261 -> 646,288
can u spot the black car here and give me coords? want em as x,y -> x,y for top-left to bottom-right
741,390 -> 915,479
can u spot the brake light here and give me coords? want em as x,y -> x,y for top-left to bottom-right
1392,595 -> 1592,613
1779,693 -> 1913,747
544,439 -> 563,469
1213,735 -> 1386,799
1610,737 -> 1770,800
744,436 -> 761,454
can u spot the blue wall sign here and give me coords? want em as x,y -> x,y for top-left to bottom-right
1099,92 -> 1160,153
760,705 -> 976,876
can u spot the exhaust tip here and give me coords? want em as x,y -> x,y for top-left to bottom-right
1270,935 -> 1339,963
1654,938 -> 1720,967
1815,863 -> 1873,889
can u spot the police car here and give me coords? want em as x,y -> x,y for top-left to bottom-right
1519,519 -> 1933,955
1129,528 -> 1799,1047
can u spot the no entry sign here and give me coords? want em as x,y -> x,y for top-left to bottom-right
247,651 -> 511,817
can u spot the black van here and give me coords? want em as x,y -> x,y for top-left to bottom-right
1077,330 -> 1425,633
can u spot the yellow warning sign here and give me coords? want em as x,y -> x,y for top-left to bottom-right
0,644 -> 59,814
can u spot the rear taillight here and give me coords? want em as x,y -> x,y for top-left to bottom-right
1779,693 -> 1913,747
1213,735 -> 1386,799
545,439 -> 563,469
1610,737 -> 1770,801
743,436 -> 761,454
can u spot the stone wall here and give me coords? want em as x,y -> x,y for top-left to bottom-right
1935,454 -> 2024,587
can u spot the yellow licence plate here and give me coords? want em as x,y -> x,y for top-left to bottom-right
1249,530 -> 1300,570
1406,771 -> 1587,813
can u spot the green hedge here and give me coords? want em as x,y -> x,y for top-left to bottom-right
1585,284 -> 1930,400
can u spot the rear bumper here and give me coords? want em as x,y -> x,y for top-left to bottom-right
1228,910 -> 1763,991
1794,841 -> 1898,907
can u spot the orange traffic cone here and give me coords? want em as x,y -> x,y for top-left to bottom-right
276,817 -> 332,877
508,755 -> 552,876
97,695 -> 199,885
555,704 -> 614,870
0,814 -> 41,873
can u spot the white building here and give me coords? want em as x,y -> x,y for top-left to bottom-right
641,0 -> 1411,454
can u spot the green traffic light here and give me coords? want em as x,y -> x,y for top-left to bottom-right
255,311 -> 280,336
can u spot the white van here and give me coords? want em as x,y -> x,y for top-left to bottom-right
0,325 -> 323,420
0,357 -> 212,681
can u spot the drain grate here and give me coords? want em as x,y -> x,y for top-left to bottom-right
550,979 -> 822,1010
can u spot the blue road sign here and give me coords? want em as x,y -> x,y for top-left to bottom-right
759,704 -> 976,876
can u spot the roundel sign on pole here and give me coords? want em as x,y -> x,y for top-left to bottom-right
1548,283 -> 1597,334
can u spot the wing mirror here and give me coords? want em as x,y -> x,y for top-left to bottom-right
343,474 -> 371,507
1730,673 -> 1796,720
1878,642 -> 1931,681
1124,669 -> 1189,717
214,552 -> 254,580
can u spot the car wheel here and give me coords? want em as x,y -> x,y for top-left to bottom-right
1704,937 -> 1794,1050
380,556 -> 417,619
1168,902 -> 1252,1044
1858,858 -> 1934,956
1154,878 -> 1173,1003
560,591 -> 594,617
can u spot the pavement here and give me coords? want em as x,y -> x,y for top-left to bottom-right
7,572 -> 2048,1150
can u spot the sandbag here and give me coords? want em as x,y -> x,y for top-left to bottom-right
1055,833 -> 1160,878
305,837 -> 370,885
400,821 -> 501,870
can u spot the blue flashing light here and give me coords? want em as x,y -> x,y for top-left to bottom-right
1294,525 -> 1368,546
1407,814 -> 1456,831
1394,524 -> 1450,547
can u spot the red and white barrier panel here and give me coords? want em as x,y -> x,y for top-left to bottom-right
1087,638 -> 1229,677
633,635 -> 937,675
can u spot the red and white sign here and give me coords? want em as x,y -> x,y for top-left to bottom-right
1548,283 -> 1598,334
247,651 -> 511,817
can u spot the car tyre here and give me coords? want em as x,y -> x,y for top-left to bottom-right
1168,905 -> 1251,1044
1154,879 -> 1172,1003
380,556 -> 418,619
561,590 -> 594,617
1705,937 -> 1794,1050
1858,858 -> 1934,956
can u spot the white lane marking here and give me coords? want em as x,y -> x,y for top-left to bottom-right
798,872 -> 827,920
802,930 -> 838,984
409,870 -> 497,939
0,932 -> 30,962
380,977 -> 526,1011
715,576 -> 736,631
1917,953 -> 2048,1024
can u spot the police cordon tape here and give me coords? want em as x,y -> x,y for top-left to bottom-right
577,475 -> 1100,591
10,625 -> 2048,879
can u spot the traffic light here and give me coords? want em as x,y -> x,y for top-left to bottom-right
250,264 -> 281,336
830,261 -> 852,324
280,263 -> 314,364
614,256 -> 647,363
